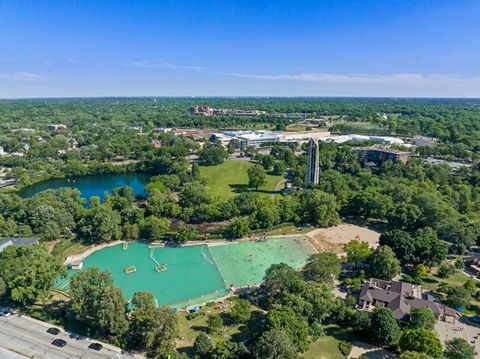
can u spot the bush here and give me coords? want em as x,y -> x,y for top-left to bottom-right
438,263 -> 456,278
338,341 -> 353,356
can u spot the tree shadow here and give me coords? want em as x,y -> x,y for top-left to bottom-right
229,184 -> 280,195
230,310 -> 266,345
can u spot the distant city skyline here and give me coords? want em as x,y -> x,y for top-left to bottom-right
1,0 -> 479,98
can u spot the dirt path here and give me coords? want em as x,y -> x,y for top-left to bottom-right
271,178 -> 286,200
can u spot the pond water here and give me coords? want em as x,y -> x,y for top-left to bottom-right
19,172 -> 153,202
56,238 -> 315,308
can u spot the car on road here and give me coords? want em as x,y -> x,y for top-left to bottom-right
47,327 -> 61,335
51,339 -> 67,347
88,342 -> 103,351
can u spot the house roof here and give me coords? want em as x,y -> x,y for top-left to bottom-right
0,237 -> 40,252
359,279 -> 456,321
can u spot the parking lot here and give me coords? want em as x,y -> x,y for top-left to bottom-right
0,314 -> 142,359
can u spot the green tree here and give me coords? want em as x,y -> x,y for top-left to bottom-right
303,252 -> 341,286
399,328 -> 443,358
267,306 -> 309,352
207,314 -> 224,334
194,333 -> 213,358
343,240 -> 372,267
253,329 -> 298,359
370,307 -> 401,345
298,189 -> 339,227
230,298 -> 252,324
409,307 -> 436,331
139,215 -> 170,241
272,161 -> 287,175
174,225 -> 196,242
444,338 -> 475,359
437,262 -> 456,278
129,291 -> 179,355
69,268 -> 128,337
212,340 -> 238,359
352,310 -> 371,334
263,263 -> 303,306
0,244 -> 66,305
179,182 -> 211,207
78,205 -> 121,242
248,165 -> 267,190
199,144 -> 227,165
379,230 -> 415,265
251,202 -> 280,229
368,245 -> 401,280
228,217 -> 250,239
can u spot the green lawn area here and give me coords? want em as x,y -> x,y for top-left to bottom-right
176,299 -> 265,356
421,270 -> 473,291
301,326 -> 357,359
200,160 -> 284,199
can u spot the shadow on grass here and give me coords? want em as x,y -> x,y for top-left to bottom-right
230,310 -> 266,345
229,184 -> 279,195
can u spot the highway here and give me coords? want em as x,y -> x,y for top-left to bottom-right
0,314 -> 141,359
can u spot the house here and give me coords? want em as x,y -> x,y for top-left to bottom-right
358,278 -> 456,323
151,140 -> 162,149
465,255 -> 480,277
353,146 -> 410,165
0,237 -> 40,253
47,124 -> 67,131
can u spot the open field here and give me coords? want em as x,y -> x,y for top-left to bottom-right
306,224 -> 381,254
301,326 -> 357,359
200,160 -> 284,199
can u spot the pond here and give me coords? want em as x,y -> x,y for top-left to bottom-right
19,172 -> 153,203
56,238 -> 316,308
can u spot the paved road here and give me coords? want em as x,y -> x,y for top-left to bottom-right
0,314 -> 140,359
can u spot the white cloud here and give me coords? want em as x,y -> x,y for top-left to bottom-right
0,72 -> 47,81
231,72 -> 480,87
126,59 -> 207,71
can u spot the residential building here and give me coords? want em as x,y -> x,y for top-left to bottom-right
305,139 -> 320,187
47,124 -> 67,131
358,278 -> 456,324
151,140 -> 162,149
465,255 -> 480,277
353,146 -> 410,165
0,237 -> 40,253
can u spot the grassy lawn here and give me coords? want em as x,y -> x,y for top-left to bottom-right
421,270 -> 473,291
176,298 -> 265,357
301,326 -> 357,359
200,160 -> 284,199
51,238 -> 89,260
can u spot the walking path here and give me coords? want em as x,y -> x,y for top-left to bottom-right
271,178 -> 286,200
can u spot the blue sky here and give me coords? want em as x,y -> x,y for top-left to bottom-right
1,0 -> 479,98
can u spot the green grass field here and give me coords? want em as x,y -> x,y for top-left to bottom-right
301,326 -> 357,359
199,160 -> 284,199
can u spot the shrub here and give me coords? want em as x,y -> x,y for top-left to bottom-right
437,263 -> 456,278
338,341 -> 353,356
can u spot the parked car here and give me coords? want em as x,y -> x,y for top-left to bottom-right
88,342 -> 103,351
47,327 -> 60,335
51,339 -> 66,348
0,310 -> 11,317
